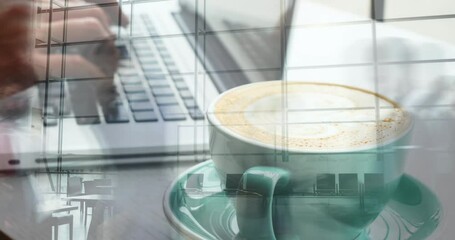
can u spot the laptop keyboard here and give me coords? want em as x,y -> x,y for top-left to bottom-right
42,14 -> 204,126
116,15 -> 204,123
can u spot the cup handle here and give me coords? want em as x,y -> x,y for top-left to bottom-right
235,166 -> 290,240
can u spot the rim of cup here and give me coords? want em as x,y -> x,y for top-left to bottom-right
206,81 -> 414,154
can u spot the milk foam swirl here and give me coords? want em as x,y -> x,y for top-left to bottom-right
212,81 -> 411,151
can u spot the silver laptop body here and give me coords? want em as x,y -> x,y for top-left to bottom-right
0,0 -> 294,170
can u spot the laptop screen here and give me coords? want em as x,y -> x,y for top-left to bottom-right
176,0 -> 296,91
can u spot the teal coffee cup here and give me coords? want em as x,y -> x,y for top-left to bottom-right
207,81 -> 413,239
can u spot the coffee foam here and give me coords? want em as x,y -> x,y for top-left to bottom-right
212,81 -> 411,151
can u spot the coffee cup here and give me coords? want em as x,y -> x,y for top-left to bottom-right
207,81 -> 413,239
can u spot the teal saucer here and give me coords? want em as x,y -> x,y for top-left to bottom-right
164,160 -> 441,239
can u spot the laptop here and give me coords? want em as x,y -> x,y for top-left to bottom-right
0,0 -> 296,170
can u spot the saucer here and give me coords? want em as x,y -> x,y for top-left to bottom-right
164,160 -> 441,239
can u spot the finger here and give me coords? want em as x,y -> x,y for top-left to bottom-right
34,53 -> 107,79
52,54 -> 118,107
67,5 -> 111,30
105,6 -> 129,27
62,54 -> 106,79
70,0 -> 129,27
63,39 -> 119,77
43,0 -> 111,30
84,40 -> 119,77
51,18 -> 114,43
120,10 -> 130,27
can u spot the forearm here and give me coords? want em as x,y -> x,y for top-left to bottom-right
0,4 -> 37,98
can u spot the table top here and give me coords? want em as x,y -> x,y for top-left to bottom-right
96,185 -> 115,189
39,205 -> 78,214
64,194 -> 114,202
4,144 -> 455,240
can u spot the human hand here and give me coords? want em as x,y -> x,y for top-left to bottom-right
34,0 -> 128,78
33,0 -> 130,108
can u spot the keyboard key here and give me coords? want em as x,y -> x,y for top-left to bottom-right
107,97 -> 124,107
123,84 -> 146,93
104,105 -> 130,123
127,93 -> 149,102
142,64 -> 162,72
132,44 -> 150,51
154,43 -> 165,50
138,56 -> 158,65
76,116 -> 101,125
183,98 -> 197,108
130,101 -> 154,111
143,70 -> 164,76
133,111 -> 158,122
119,60 -> 134,68
162,58 -> 173,65
135,50 -> 155,58
155,45 -> 166,51
172,76 -> 184,81
179,89 -> 193,99
155,96 -> 178,106
148,80 -> 170,88
118,68 -> 138,77
116,45 -> 130,59
145,74 -> 166,80
151,87 -> 174,96
154,39 -> 164,45
141,62 -> 160,68
188,107 -> 205,120
159,105 -> 186,121
132,38 -> 148,43
134,46 -> 152,52
160,52 -> 172,58
133,30 -> 145,35
120,76 -> 141,84
137,54 -> 156,61
154,39 -> 164,44
174,81 -> 188,90
146,28 -> 157,34
167,65 -> 179,73
132,41 -> 149,48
